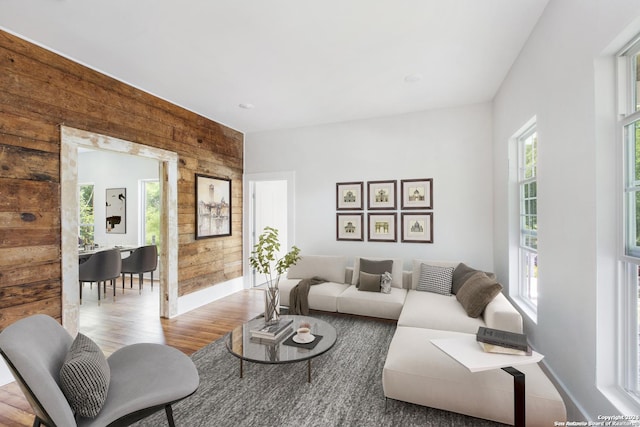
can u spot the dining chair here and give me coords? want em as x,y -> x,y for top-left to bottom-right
0,314 -> 199,427
79,248 -> 122,303
121,245 -> 158,293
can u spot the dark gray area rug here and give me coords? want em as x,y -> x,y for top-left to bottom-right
134,313 -> 506,427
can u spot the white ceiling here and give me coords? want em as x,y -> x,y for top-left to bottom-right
0,0 -> 549,134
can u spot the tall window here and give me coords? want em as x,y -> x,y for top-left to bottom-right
141,180 -> 161,250
78,183 -> 95,245
619,37 -> 640,399
518,124 -> 538,308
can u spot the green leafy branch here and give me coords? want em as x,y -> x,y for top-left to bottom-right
249,226 -> 301,289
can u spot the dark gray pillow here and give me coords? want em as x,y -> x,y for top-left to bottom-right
59,333 -> 110,418
455,271 -> 503,318
357,258 -> 393,288
359,271 -> 381,292
451,263 -> 497,294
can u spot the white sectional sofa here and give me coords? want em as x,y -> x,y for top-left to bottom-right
278,255 -> 567,426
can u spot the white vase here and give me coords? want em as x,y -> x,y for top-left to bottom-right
264,287 -> 280,325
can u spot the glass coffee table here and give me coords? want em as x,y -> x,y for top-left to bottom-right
225,315 -> 337,383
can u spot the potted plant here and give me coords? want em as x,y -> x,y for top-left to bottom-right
249,226 -> 301,324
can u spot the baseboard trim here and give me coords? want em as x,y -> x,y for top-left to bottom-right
176,277 -> 247,316
539,358 -> 588,421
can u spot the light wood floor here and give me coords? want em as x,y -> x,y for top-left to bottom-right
0,279 -> 265,427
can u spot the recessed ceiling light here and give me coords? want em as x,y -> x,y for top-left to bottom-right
404,73 -> 423,83
239,103 -> 255,109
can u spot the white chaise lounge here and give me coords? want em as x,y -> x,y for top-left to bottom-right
277,255 -> 567,426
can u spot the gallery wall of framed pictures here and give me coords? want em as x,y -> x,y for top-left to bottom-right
336,178 -> 434,243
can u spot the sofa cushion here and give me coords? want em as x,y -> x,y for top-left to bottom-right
353,257 -> 403,289
337,285 -> 407,319
484,292 -> 523,333
59,333 -> 110,418
89,343 -> 199,426
287,255 -> 347,284
397,290 -> 485,334
355,258 -> 392,288
411,260 -> 458,290
278,278 -> 350,312
417,263 -> 454,295
451,263 -> 497,295
359,271 -> 381,292
456,272 -> 503,318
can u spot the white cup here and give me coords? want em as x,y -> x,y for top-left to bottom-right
297,327 -> 311,340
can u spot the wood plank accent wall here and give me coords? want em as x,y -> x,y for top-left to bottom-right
0,30 -> 244,330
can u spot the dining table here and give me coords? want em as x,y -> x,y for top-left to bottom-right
78,245 -> 139,262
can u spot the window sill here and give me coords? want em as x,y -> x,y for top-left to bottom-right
599,384 -> 640,417
510,295 -> 538,325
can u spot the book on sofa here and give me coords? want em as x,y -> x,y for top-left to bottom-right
476,326 -> 529,353
477,341 -> 532,356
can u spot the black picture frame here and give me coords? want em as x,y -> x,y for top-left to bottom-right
195,174 -> 231,239
336,181 -> 364,211
368,212 -> 397,242
401,178 -> 433,210
401,212 -> 434,243
336,213 -> 364,241
367,180 -> 397,210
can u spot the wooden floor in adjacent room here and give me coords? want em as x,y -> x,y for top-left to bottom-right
0,280 -> 265,427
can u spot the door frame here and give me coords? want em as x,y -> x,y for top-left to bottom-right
60,126 -> 179,336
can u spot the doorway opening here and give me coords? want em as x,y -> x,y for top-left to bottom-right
60,126 -> 179,336
244,172 -> 295,288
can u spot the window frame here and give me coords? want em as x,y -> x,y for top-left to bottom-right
617,35 -> 640,403
139,179 -> 160,247
78,182 -> 95,245
623,116 -> 640,258
516,123 -> 539,312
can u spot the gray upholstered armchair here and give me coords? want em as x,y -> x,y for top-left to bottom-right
0,314 -> 199,426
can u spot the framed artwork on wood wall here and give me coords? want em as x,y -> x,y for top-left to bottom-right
337,213 -> 364,241
336,181 -> 364,210
105,187 -> 126,234
401,178 -> 433,210
196,174 -> 231,239
368,212 -> 397,242
401,212 -> 433,243
367,180 -> 397,210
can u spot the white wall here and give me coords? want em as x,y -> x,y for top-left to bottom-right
493,0 -> 640,420
245,103 -> 494,271
78,149 -> 159,247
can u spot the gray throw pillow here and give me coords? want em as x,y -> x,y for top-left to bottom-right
357,258 -> 393,288
359,271 -> 381,292
59,333 -> 110,418
455,271 -> 503,318
417,263 -> 454,295
451,263 -> 497,295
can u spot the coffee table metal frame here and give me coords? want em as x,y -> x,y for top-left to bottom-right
225,314 -> 337,383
